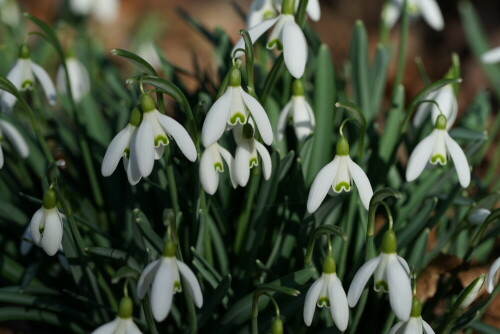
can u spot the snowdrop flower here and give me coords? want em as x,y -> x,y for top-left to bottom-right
481,47 -> 500,64
307,136 -> 373,212
56,55 -> 90,103
137,241 -> 203,322
273,0 -> 321,22
276,78 -> 315,142
69,0 -> 119,23
389,298 -> 435,334
133,94 -> 197,180
406,114 -> 470,188
247,0 -> 277,28
101,108 -> 141,185
347,230 -> 412,321
233,0 -> 308,78
201,66 -> 273,147
0,119 -> 29,169
199,143 -> 237,195
486,257 -> 500,293
29,189 -> 64,256
232,122 -> 272,187
413,84 -> 457,129
0,45 -> 56,111
382,0 -> 444,31
91,297 -> 142,334
303,255 -> 349,331
0,0 -> 20,27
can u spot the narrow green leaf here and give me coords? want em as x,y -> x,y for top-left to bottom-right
349,21 -> 371,117
110,48 -> 157,76
369,44 -> 391,116
198,275 -> 231,327
379,85 -> 405,162
0,307 -> 86,333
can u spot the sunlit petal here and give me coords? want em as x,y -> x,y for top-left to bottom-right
240,88 -> 273,145
31,62 -> 57,105
151,259 -> 175,321
328,275 -> 349,331
101,125 -> 134,177
255,141 -> 272,180
177,260 -> 203,308
282,20 -> 307,78
387,256 -> 412,321
303,277 -> 322,326
0,120 -> 29,158
445,133 -> 470,188
232,17 -> 280,57
157,112 -> 197,162
419,0 -> 444,31
347,157 -> 373,210
307,157 -> 339,213
406,131 -> 436,182
202,90 -> 231,147
481,47 -> 500,64
347,255 -> 381,307
135,116 -> 155,177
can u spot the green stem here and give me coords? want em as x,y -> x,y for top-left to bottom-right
164,147 -> 181,244
391,0 -> 409,99
24,91 -> 53,164
142,296 -> 159,334
260,55 -> 284,104
234,170 -> 260,254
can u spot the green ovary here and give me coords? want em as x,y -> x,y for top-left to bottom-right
334,182 -> 351,192
430,154 -> 446,165
229,112 -> 246,125
317,297 -> 330,308
155,136 -> 169,147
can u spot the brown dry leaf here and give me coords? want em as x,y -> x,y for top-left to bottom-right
417,253 -> 463,302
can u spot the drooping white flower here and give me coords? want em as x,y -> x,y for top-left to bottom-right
0,45 -> 56,111
413,85 -> 457,129
137,242 -> 203,322
201,66 -> 273,148
273,0 -> 321,22
481,47 -> 500,64
0,0 -> 20,27
247,0 -> 277,28
307,136 -> 373,212
232,122 -> 272,187
29,189 -> 64,256
199,143 -> 237,195
348,230 -> 412,321
233,0 -> 308,78
69,0 -> 120,23
57,55 -> 90,103
382,0 -> 444,31
133,94 -> 197,180
276,78 -> 315,141
406,114 -> 470,188
389,298 -> 435,334
0,119 -> 29,169
101,108 -> 141,185
486,257 -> 500,293
303,255 -> 349,331
91,297 -> 142,334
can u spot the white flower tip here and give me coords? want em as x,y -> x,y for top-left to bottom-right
110,49 -> 118,55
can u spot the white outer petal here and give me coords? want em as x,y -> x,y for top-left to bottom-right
293,97 -> 315,141
328,275 -> 349,331
91,317 -> 120,334
135,115 -> 155,177
434,86 -> 457,129
234,142 -> 252,187
389,322 -> 405,334
41,209 -> 63,256
218,145 -> 238,188
101,125 -> 134,176
481,47 -> 500,64
306,0 -> 321,21
201,90 -> 231,147
387,255 -> 412,321
347,255 -> 381,307
151,259 -> 175,321
383,0 -> 403,28
422,320 -> 435,334
30,62 -> 57,105
0,120 -> 29,158
177,260 -> 203,308
1,60 -> 23,109
307,157 -> 339,213
303,277 -> 322,326
232,17 -> 279,57
404,317 -> 423,334
255,141 -> 272,180
199,147 -> 219,195
29,208 -> 44,246
282,20 -> 307,78
0,145 -> 3,168
406,131 -> 437,182
413,90 -> 437,128
127,131 -> 143,185
137,259 -> 161,299
418,0 -> 444,31
240,88 -> 273,145
347,157 -> 373,210
398,256 -> 411,274
20,225 -> 33,255
125,319 -> 143,334
486,257 -> 500,293
157,112 -> 197,162
445,133 -> 470,187
276,101 -> 292,141
70,0 -> 93,15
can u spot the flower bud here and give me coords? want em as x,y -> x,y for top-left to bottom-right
271,317 -> 283,334
42,189 -> 57,210
459,274 -> 485,310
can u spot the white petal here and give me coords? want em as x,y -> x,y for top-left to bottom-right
282,21 -> 307,78
328,275 -> 349,331
135,117 -> 155,177
31,62 -> 57,105
405,317 -> 423,334
389,322 -> 405,334
41,210 -> 63,256
177,260 -> 203,308
240,88 -> 273,146
419,0 -> 444,31
157,112 -> 197,162
0,120 -> 29,158
482,47 -> 500,64
137,259 -> 161,299
202,90 -> 231,147
151,259 -> 175,321
91,317 -> 120,334
20,225 -> 33,255
406,131 -> 437,182
255,141 -> 272,180
1,61 -> 23,109
94,0 -> 119,23
306,0 -> 321,21
486,257 -> 500,293
387,256 -> 412,321
413,90 -> 437,128
469,208 -> 491,224
29,208 -> 44,246
303,277 -> 323,326
235,143 -> 252,187
232,17 -> 280,57
218,145 -> 238,188
293,98 -> 315,141
127,131 -> 143,185
307,158 -> 339,213
70,0 -> 93,15
347,157 -> 373,210
101,125 -> 134,177
434,86 -> 457,129
383,0 -> 403,28
422,320 -> 435,334
56,66 -> 66,94
398,256 -> 411,274
199,147 -> 219,195
445,134 -> 470,187
276,101 -> 292,141
126,319 -> 143,334
347,255 -> 381,307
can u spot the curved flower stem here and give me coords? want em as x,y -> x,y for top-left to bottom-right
239,29 -> 256,95
304,225 -> 346,266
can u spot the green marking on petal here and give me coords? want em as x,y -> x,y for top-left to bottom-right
214,162 -> 224,172
430,154 -> 446,165
154,135 -> 168,147
263,10 -> 275,20
124,148 -> 130,159
334,182 -> 351,193
375,280 -> 388,292
317,297 -> 330,308
267,39 -> 283,50
229,112 -> 246,125
39,225 -> 45,234
408,3 -> 419,14
174,280 -> 182,293
21,80 -> 33,90
249,157 -> 258,168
